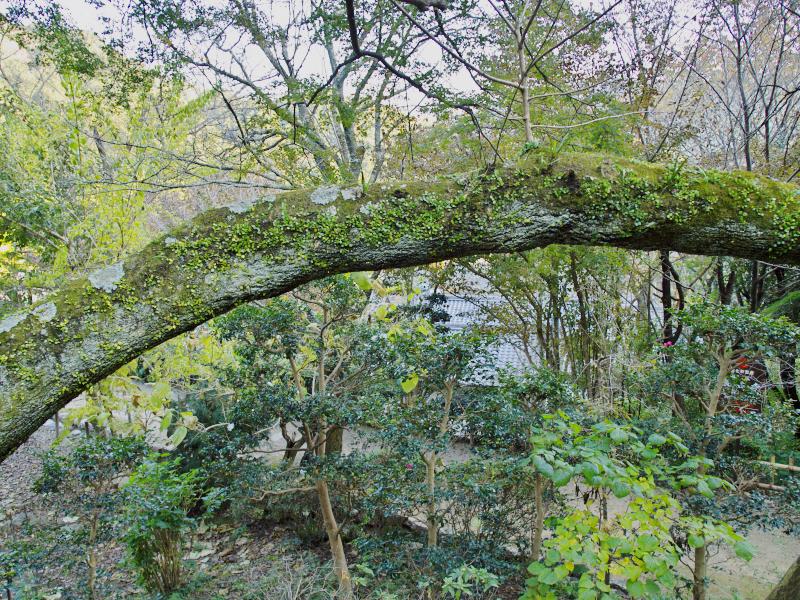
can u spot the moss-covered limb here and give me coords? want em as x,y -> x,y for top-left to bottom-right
1,151 -> 800,461
765,555 -> 800,600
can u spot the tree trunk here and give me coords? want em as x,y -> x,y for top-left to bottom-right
693,544 -> 707,600
660,250 -> 686,416
569,252 -> 591,393
424,452 -> 438,547
661,250 -> 675,343
716,260 -> 735,306
3,152 -> 800,461
87,510 -> 99,600
326,426 -> 344,455
765,555 -> 800,600
316,478 -> 353,599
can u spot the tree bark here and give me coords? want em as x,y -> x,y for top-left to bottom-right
424,452 -> 438,547
2,151 -> 800,461
693,544 -> 707,600
765,554 -> 800,600
316,478 -> 353,599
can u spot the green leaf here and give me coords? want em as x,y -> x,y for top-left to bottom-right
636,534 -> 658,552
696,480 -> 713,498
400,373 -> 419,394
617,538 -> 633,554
610,428 -> 628,442
540,569 -> 560,586
626,579 -> 645,598
644,581 -> 661,597
150,381 -> 171,403
687,534 -> 705,548
169,425 -> 188,448
734,541 -> 754,561
533,455 -> 555,478
159,411 -> 172,433
553,565 -> 569,581
582,462 -> 600,479
375,304 -> 389,320
351,271 -> 373,291
611,480 -> 631,498
552,468 -> 572,487
674,441 -> 689,453
527,562 -> 548,576
544,549 -> 560,566
657,571 -> 675,587
647,433 -> 667,446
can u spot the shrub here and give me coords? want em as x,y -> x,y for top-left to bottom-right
33,435 -> 146,599
440,456 -> 538,554
121,457 -> 211,595
523,414 -> 749,600
442,564 -> 500,599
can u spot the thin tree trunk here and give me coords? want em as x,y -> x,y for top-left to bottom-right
87,511 -> 99,600
423,380 -> 455,548
569,252 -> 591,392
693,544 -> 707,600
661,250 -> 686,416
316,478 -> 352,599
424,452 -> 438,547
326,426 -> 344,455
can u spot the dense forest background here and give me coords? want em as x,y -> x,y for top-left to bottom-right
0,0 -> 799,599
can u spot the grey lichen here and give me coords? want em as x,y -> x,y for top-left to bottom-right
88,262 -> 125,293
311,186 -> 340,205
31,302 -> 57,323
164,236 -> 178,246
0,312 -> 27,333
226,197 -> 258,214
341,187 -> 360,202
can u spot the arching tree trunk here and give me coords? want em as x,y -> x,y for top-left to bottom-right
2,151 -> 800,461
765,555 -> 800,600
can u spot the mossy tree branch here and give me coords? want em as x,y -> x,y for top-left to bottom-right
2,151 -> 800,461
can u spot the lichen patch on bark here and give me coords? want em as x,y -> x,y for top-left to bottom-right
0,312 -> 27,334
31,302 -> 57,323
88,262 -> 125,293
311,186 -> 341,205
226,197 -> 258,214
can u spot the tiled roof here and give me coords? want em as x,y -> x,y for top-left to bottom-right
413,291 -> 532,385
